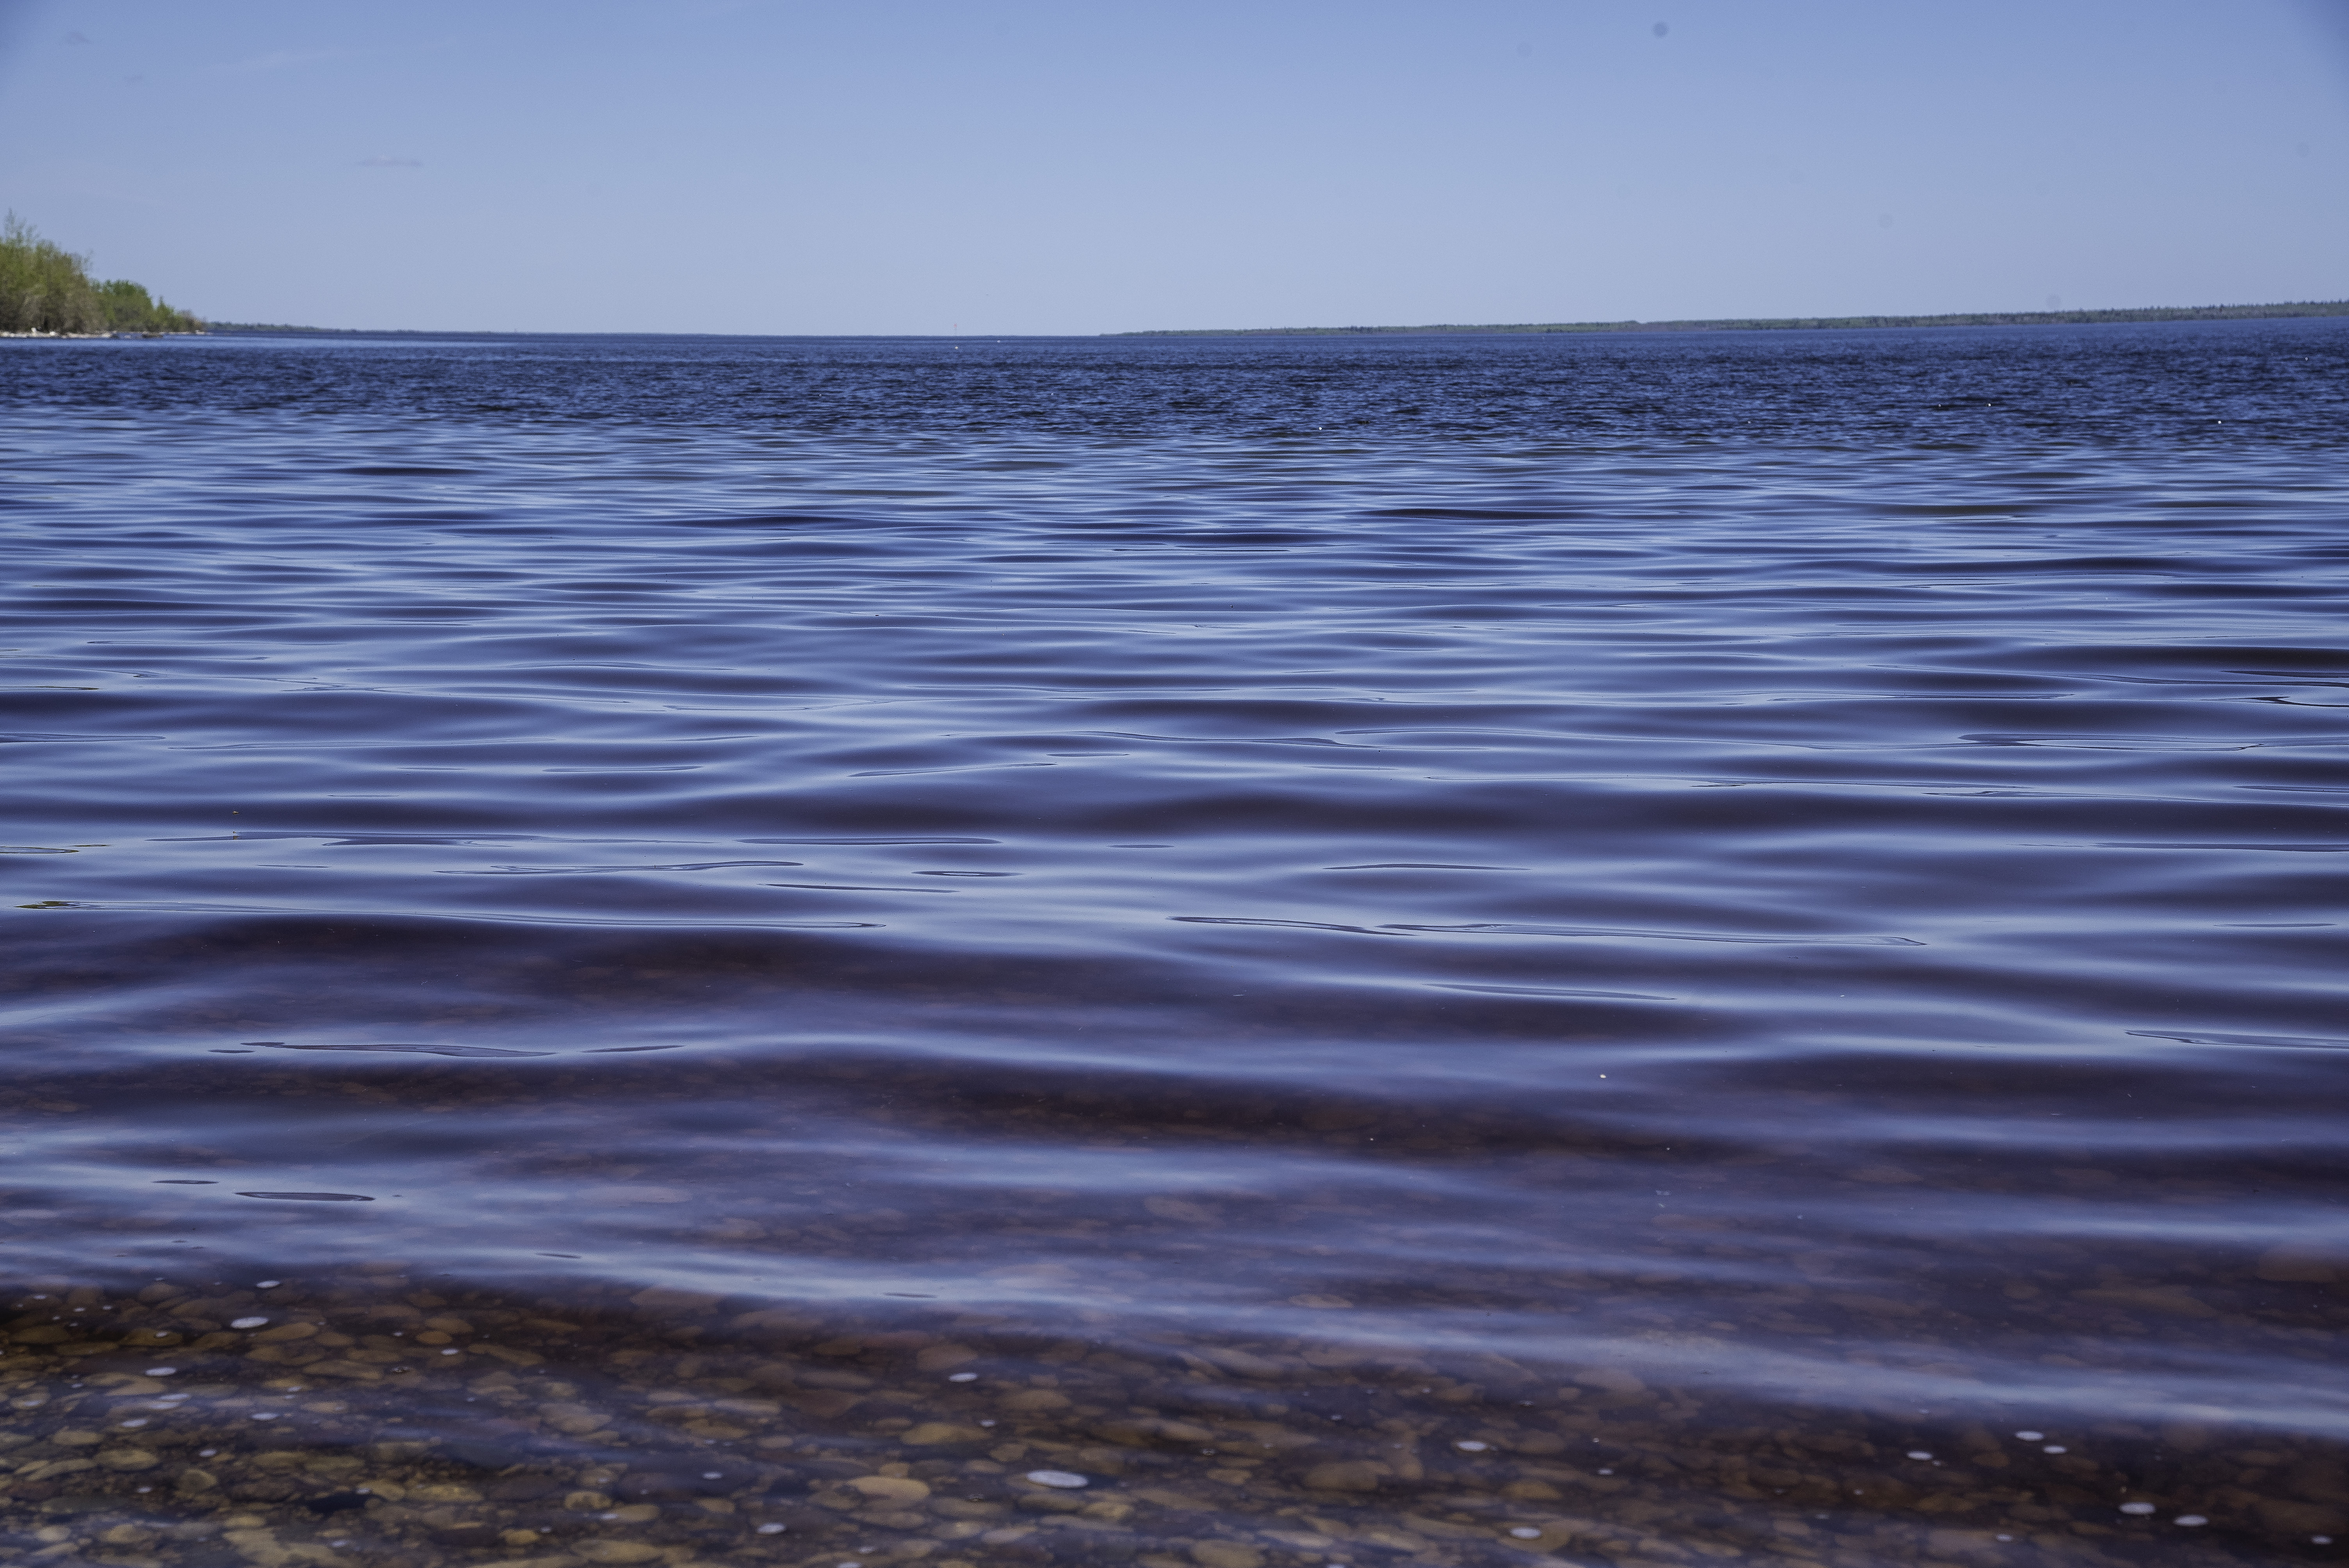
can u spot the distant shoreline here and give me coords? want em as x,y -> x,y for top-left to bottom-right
198,322 -> 445,336
30,300 -> 2349,340
2,329 -> 205,340
1114,300 -> 2349,337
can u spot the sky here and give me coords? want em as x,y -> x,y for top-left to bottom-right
1,0 -> 2345,335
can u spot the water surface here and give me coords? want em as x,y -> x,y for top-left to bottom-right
4,323 -> 2347,1565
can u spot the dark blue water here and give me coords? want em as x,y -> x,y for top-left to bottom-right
4,322 -> 2346,1564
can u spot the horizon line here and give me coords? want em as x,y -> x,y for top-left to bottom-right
155,297 -> 2349,339
1116,299 -> 2349,337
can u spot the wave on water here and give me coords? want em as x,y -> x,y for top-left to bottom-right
3,321 -> 2347,1562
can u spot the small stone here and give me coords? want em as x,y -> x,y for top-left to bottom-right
782,1388 -> 857,1420
1191,1543 -> 1263,1568
2120,1503 -> 2155,1515
847,1475 -> 932,1503
904,1422 -> 989,1446
1001,1389 -> 1071,1412
1574,1367 -> 1647,1396
2178,1516 -> 2209,1528
1455,1440 -> 1489,1452
576,1545 -> 667,1565
1024,1470 -> 1089,1490
98,1447 -> 161,1471
1303,1462 -> 1384,1493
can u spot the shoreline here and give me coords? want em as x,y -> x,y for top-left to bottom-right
2,329 -> 207,340
4,1267 -> 2331,1565
23,300 -> 2345,342
1116,299 -> 2349,338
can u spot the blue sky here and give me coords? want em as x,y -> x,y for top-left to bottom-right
2,0 -> 2344,333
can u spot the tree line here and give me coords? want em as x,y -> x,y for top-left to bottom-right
1,213 -> 201,335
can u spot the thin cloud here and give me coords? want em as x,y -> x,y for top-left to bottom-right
358,156 -> 424,168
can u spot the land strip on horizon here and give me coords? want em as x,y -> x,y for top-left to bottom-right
1114,299 -> 2349,337
107,299 -> 2349,339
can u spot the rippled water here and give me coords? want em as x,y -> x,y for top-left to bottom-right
4,323 -> 2347,1564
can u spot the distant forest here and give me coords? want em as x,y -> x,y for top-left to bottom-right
0,214 -> 201,335
1119,300 -> 2349,338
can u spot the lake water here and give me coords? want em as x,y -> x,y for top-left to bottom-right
4,323 -> 2346,1566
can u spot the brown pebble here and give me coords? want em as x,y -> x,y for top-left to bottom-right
1191,1542 -> 1264,1568
1303,1461 -> 1386,1492
848,1474 -> 932,1502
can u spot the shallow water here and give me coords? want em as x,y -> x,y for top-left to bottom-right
3,323 -> 2347,1566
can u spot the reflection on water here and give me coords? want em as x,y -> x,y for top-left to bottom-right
3,323 -> 2347,1562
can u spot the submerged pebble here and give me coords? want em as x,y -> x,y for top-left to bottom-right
0,1270 -> 2337,1568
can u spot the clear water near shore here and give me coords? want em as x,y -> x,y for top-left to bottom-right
3,321 -> 2347,1566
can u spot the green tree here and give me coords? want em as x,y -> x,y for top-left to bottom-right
1,213 -> 200,333
94,276 -> 200,333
